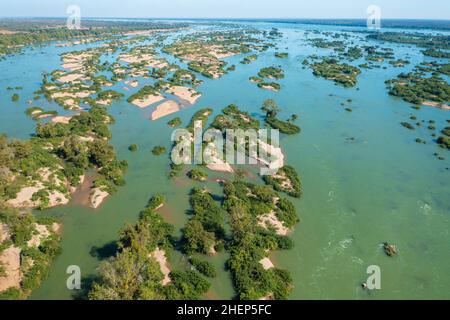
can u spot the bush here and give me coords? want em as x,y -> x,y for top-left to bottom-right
128,144 -> 138,152
152,146 -> 166,155
189,257 -> 217,277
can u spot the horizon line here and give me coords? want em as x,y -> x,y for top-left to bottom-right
1,16 -> 449,21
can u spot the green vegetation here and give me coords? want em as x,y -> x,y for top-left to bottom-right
240,54 -> 258,64
275,52 -> 288,58
311,58 -> 361,87
127,85 -> 160,103
11,93 -> 19,102
257,82 -> 281,91
0,204 -> 61,299
423,48 -> 450,59
367,32 -> 450,50
263,165 -> 301,198
167,117 -> 182,127
89,196 -> 211,300
261,99 -> 301,135
401,122 -> 415,130
386,73 -> 450,105
437,136 -> 450,149
211,104 -> 260,131
258,66 -> 285,80
182,188 -> 225,255
187,169 -> 208,182
128,144 -> 138,152
152,146 -> 166,156
189,257 -> 217,278
223,180 -> 296,299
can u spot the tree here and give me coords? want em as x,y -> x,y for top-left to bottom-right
261,99 -> 280,118
182,219 -> 216,254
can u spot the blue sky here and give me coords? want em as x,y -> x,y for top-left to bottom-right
0,0 -> 449,19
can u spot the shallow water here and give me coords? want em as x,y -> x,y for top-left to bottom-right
0,21 -> 449,300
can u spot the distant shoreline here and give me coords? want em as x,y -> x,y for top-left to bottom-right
0,17 -> 449,31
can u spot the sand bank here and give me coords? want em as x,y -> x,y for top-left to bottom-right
166,86 -> 201,105
51,116 -> 73,124
151,100 -> 180,120
90,188 -> 109,209
131,94 -> 165,108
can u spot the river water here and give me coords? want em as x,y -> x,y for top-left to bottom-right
0,21 -> 448,300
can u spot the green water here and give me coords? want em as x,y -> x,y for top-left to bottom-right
0,21 -> 449,300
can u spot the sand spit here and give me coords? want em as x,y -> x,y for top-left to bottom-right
422,101 -> 450,110
131,94 -> 165,108
151,247 -> 171,286
151,100 -> 181,120
90,188 -> 109,209
166,86 -> 201,105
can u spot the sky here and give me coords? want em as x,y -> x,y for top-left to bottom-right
0,0 -> 449,19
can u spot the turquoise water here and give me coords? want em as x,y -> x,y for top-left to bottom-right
0,21 -> 449,300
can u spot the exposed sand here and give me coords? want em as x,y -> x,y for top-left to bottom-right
258,211 -> 290,236
256,139 -> 285,173
131,94 -> 165,108
151,247 -> 171,286
51,90 -> 93,99
0,246 -> 21,292
51,116 -> 73,124
151,100 -> 180,120
7,168 -> 70,209
90,188 -> 109,209
260,257 -> 275,270
58,73 -> 85,83
125,80 -> 139,88
0,223 -> 9,243
27,224 -> 50,248
119,53 -> 153,64
166,86 -> 201,105
422,101 -> 450,110
261,85 -> 279,92
7,185 -> 42,208
124,29 -> 175,36
206,155 -> 234,173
